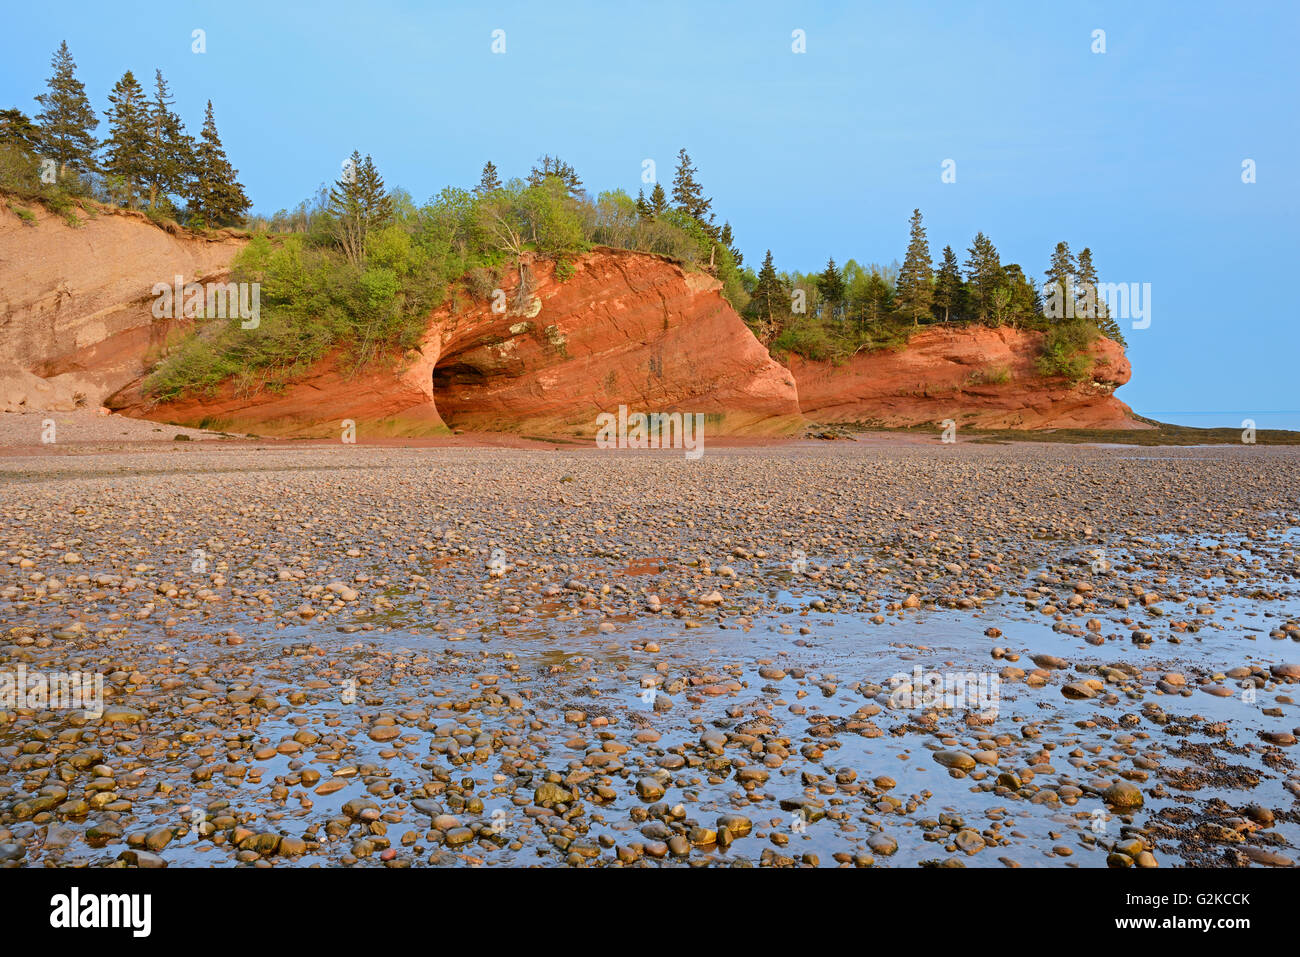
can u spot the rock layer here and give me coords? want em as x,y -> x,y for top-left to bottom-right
784,326 -> 1143,430
0,201 -> 244,411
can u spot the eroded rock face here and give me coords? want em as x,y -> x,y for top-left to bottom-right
0,203 -> 244,411
784,326 -> 1144,430
111,249 -> 806,437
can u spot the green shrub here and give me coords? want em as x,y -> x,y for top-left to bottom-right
1036,319 -> 1099,381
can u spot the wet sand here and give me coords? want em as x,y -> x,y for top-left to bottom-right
1,440 -> 1297,868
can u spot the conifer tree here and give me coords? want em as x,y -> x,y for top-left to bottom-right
635,188 -> 650,217
101,70 -> 150,209
0,109 -> 41,152
895,209 -> 933,325
144,70 -> 195,212
648,182 -> 668,217
475,161 -> 502,194
749,249 -> 788,332
1076,247 -> 1125,345
328,150 -> 393,265
670,148 -> 714,234
188,100 -> 251,227
817,256 -> 845,321
527,155 -> 583,196
963,232 -> 1002,323
33,41 -> 98,179
933,245 -> 963,323
719,221 -> 742,266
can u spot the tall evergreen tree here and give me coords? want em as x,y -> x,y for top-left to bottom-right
648,181 -> 668,217
1001,264 -> 1040,328
1043,240 -> 1076,319
670,148 -> 714,234
719,221 -> 742,267
0,109 -> 41,152
101,70 -> 150,209
328,150 -> 393,265
895,208 -> 933,325
144,70 -> 195,212
749,249 -> 788,331
475,160 -> 502,194
33,41 -> 99,179
933,244 -> 963,323
635,188 -> 650,218
963,232 -> 1002,323
817,256 -> 845,321
1076,247 -> 1125,344
188,100 -> 251,227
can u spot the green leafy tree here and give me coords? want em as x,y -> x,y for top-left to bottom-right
895,208 -> 933,325
101,70 -> 150,209
33,41 -> 99,179
1001,263 -> 1040,328
188,100 -> 251,227
933,244 -> 963,323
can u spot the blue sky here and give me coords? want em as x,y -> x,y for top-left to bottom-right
4,1 -> 1297,428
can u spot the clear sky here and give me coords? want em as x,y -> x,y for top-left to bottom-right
4,1 -> 1297,429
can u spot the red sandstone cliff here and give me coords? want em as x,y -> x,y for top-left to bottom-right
783,326 -> 1143,430
2,202 -> 1143,436
108,249 -> 805,436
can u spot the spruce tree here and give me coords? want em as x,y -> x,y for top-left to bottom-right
670,148 -> 714,234
933,245 -> 963,323
527,155 -> 582,197
188,100 -> 251,227
33,41 -> 99,179
648,182 -> 668,217
635,188 -> 650,218
328,150 -> 393,265
895,209 -> 933,325
1076,247 -> 1125,344
144,70 -> 195,212
0,109 -> 41,152
719,221 -> 742,266
817,256 -> 845,321
1043,240 -> 1076,320
102,70 -> 150,209
749,250 -> 788,330
476,161 -> 502,194
963,232 -> 1002,323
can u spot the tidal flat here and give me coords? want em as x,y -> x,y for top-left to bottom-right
0,441 -> 1297,868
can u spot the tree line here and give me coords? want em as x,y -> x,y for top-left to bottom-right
748,209 -> 1127,362
0,41 -> 250,226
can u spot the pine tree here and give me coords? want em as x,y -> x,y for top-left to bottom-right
933,245 -> 963,323
670,148 -> 714,234
188,100 -> 251,227
719,221 -> 742,266
895,209 -> 933,325
33,41 -> 99,179
101,71 -> 150,209
476,161 -> 502,194
963,232 -> 1002,323
749,249 -> 788,332
1076,247 -> 1125,345
527,155 -> 583,197
328,150 -> 393,265
0,109 -> 41,152
648,182 -> 668,217
635,188 -> 650,218
817,256 -> 845,321
144,70 -> 195,212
